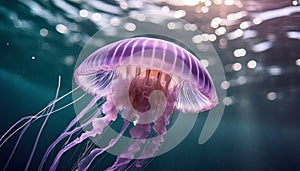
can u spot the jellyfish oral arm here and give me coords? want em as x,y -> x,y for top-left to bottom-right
48,97 -> 121,170
77,120 -> 130,171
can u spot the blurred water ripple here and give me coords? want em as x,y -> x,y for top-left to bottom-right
0,0 -> 300,171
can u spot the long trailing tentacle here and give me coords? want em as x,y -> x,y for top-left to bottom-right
1,76 -> 64,170
24,76 -> 62,171
126,118 -> 169,171
128,134 -> 165,171
77,120 -> 130,171
0,86 -> 80,149
3,123 -> 30,171
38,94 -> 102,171
47,96 -> 120,170
104,124 -> 151,171
76,99 -> 121,171
38,121 -> 85,171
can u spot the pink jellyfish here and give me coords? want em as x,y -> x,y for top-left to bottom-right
0,37 -> 218,171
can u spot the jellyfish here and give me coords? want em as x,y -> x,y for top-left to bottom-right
0,37 -> 218,171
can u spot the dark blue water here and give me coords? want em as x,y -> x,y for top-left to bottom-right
1,0 -> 300,170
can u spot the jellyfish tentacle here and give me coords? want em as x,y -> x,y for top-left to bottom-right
1,115 -> 36,171
49,131 -> 91,170
41,91 -> 86,118
25,103 -> 55,171
25,75 -> 62,171
3,123 -> 30,171
38,95 -> 102,171
0,86 -> 80,149
2,76 -> 61,171
38,121 -> 85,171
153,88 -> 177,135
130,92 -> 177,170
1,92 -> 83,171
129,88 -> 177,171
130,136 -> 165,170
132,105 -> 175,168
0,116 -> 35,148
105,124 -> 151,171
106,76 -> 178,171
129,114 -> 174,170
77,148 -> 103,171
49,98 -> 118,170
76,98 -> 122,171
77,120 -> 130,171
64,94 -> 102,132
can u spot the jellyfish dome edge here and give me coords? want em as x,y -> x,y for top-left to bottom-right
74,37 -> 218,115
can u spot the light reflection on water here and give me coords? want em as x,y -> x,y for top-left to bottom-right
0,0 -> 300,170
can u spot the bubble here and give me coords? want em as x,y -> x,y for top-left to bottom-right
205,0 -> 212,6
136,14 -> 146,21
252,41 -> 272,52
235,0 -> 244,7
167,22 -> 176,30
91,13 -> 102,22
56,24 -> 69,34
79,9 -> 88,17
247,60 -> 257,68
201,6 -> 209,13
208,34 -> 217,42
64,55 -> 75,66
219,38 -> 227,47
220,81 -> 230,90
227,29 -> 244,40
174,10 -> 186,18
133,1 -> 143,8
215,27 -> 226,36
268,66 -> 282,76
124,22 -> 136,32
69,23 -> 79,31
213,0 -> 222,5
232,62 -> 242,71
192,35 -> 203,43
223,97 -> 233,106
240,21 -> 250,29
211,17 -> 222,28
233,48 -> 246,57
237,76 -> 247,85
40,28 -> 48,37
295,59 -> 300,66
253,18 -> 262,25
161,6 -> 170,13
195,6 -> 202,13
110,17 -> 121,26
292,0 -> 298,5
120,2 -> 128,9
267,92 -> 277,101
200,59 -> 209,68
184,23 -> 198,31
224,0 -> 235,5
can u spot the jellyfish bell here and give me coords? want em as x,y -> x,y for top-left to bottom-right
0,37 -> 218,171
75,37 -> 218,123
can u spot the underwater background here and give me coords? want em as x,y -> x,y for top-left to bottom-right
0,0 -> 300,170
